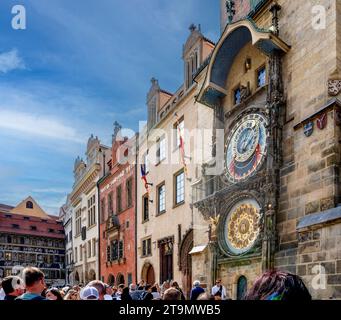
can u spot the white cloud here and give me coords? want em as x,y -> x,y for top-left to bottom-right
32,188 -> 68,194
0,109 -> 83,143
0,49 -> 25,73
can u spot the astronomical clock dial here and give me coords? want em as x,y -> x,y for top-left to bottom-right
225,113 -> 268,183
225,199 -> 261,255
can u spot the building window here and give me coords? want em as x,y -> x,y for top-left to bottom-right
144,152 -> 149,174
111,240 -> 118,261
257,66 -> 266,87
24,217 -> 30,220
107,246 -> 111,262
175,170 -> 185,205
30,226 -> 37,231
174,118 -> 184,148
75,247 -> 78,263
119,240 -> 124,259
142,238 -> 152,257
116,185 -> 122,213
26,201 -> 33,209
126,179 -> 133,208
108,192 -> 113,215
157,183 -> 166,214
142,195 -> 149,222
157,136 -> 166,163
12,224 -> 19,229
88,194 -> 96,227
234,87 -> 241,105
5,252 -> 12,261
75,208 -> 82,236
100,199 -> 105,223
80,245 -> 83,261
92,238 -> 96,257
88,241 -> 91,258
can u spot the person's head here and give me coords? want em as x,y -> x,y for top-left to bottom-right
197,292 -> 215,301
22,267 -> 46,294
88,280 -> 106,300
64,289 -> 79,300
118,284 -> 125,292
244,270 -> 312,301
171,281 -> 179,288
80,286 -> 99,300
163,281 -> 170,289
105,284 -> 113,296
122,287 -> 130,296
145,284 -> 152,292
215,279 -> 222,286
163,288 -> 181,301
193,280 -> 201,288
46,288 -> 63,301
151,286 -> 157,293
129,283 -> 136,292
112,286 -> 118,293
139,280 -> 145,286
1,276 -> 25,297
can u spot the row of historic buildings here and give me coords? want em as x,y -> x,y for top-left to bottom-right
38,0 -> 341,299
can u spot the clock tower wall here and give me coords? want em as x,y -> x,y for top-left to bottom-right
223,41 -> 268,115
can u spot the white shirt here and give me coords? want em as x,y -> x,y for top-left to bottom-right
211,285 -> 228,300
0,288 -> 5,300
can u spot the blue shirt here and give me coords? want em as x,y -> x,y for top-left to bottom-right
15,293 -> 47,300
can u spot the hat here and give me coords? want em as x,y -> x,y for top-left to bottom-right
80,286 -> 99,300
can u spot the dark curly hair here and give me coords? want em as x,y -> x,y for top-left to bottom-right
244,270 -> 312,301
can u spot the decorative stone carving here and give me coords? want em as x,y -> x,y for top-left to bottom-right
328,79 -> 341,96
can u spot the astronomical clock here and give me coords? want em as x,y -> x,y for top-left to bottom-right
225,113 -> 268,183
217,112 -> 269,257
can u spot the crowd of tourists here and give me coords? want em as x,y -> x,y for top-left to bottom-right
0,267 -> 312,301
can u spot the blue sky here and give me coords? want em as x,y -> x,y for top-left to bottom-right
0,0 -> 220,215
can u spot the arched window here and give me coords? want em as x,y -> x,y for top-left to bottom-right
26,201 -> 33,209
237,276 -> 247,300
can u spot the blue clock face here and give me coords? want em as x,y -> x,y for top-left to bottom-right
225,114 -> 268,183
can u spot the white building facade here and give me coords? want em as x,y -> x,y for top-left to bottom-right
68,135 -> 110,284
